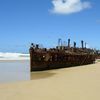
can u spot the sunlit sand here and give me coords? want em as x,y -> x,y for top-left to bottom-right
0,62 -> 100,100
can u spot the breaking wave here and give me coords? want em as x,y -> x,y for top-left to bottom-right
0,52 -> 29,60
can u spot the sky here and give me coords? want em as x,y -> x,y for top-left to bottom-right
0,0 -> 100,53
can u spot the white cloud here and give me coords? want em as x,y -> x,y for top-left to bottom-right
50,0 -> 91,14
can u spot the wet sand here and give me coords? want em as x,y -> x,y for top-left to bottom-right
0,62 -> 100,100
0,60 -> 30,83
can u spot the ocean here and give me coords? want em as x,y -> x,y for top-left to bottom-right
0,60 -> 30,83
0,52 -> 30,83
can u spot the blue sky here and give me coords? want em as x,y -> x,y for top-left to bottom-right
0,0 -> 100,53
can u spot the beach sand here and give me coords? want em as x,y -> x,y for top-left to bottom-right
0,62 -> 100,100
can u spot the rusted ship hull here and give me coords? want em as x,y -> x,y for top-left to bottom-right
29,38 -> 96,71
30,50 -> 95,71
30,61 -> 95,71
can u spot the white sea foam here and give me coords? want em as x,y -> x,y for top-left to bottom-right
0,52 -> 30,60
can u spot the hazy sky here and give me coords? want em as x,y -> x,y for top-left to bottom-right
0,0 -> 100,53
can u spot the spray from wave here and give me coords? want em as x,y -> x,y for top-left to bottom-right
0,52 -> 29,60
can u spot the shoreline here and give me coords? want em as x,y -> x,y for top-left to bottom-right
0,59 -> 30,62
0,62 -> 100,100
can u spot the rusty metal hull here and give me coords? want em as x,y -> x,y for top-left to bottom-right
30,49 -> 95,71
30,61 -> 94,71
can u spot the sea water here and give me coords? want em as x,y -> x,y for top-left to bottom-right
0,52 -> 31,83
0,60 -> 30,84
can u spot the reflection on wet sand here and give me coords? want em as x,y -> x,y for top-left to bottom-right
31,71 -> 56,80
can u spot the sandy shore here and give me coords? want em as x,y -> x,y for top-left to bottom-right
0,62 -> 100,100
